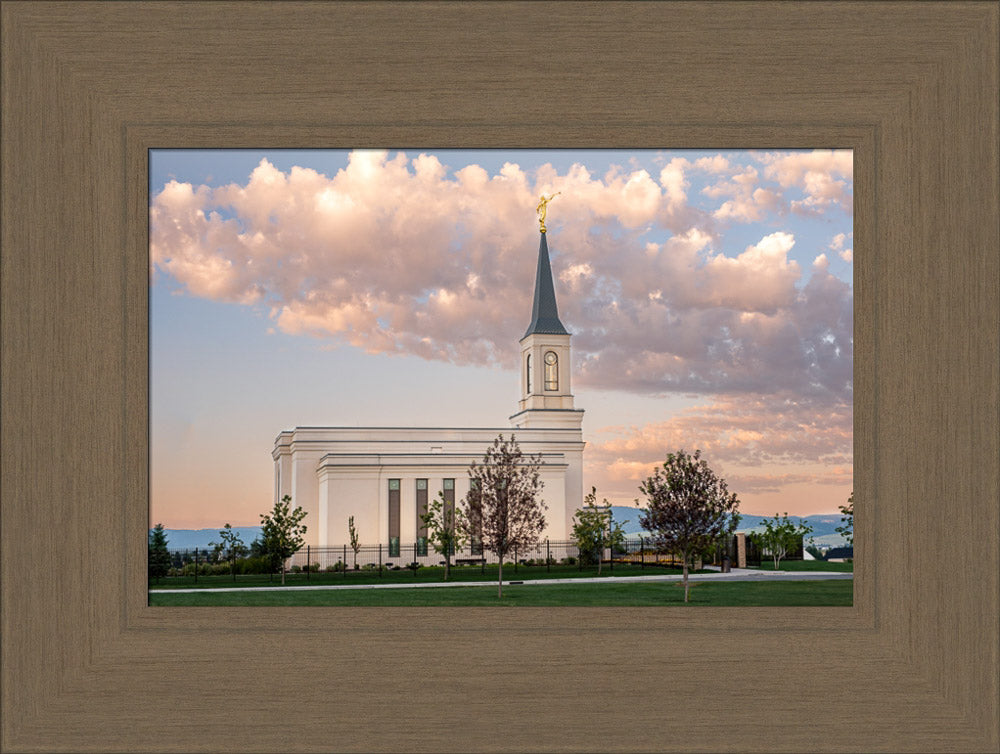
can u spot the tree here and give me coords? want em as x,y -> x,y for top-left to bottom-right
836,491 -> 854,547
755,512 -> 813,570
461,434 -> 546,598
420,490 -> 467,581
219,523 -> 248,581
206,539 -> 226,564
348,516 -> 361,570
148,523 -> 171,584
259,495 -> 308,585
572,487 -> 626,576
638,449 -> 740,603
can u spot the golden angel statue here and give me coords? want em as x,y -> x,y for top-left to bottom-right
535,192 -> 561,233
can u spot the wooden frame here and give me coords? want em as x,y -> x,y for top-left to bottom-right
2,2 -> 996,751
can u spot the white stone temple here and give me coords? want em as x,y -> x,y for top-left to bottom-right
272,224 -> 585,550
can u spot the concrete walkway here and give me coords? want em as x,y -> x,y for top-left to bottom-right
152,568 -> 852,594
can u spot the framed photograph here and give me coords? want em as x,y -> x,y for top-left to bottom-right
2,2 -> 996,752
147,147 -> 855,608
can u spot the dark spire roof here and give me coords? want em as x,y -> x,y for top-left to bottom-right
523,232 -> 569,339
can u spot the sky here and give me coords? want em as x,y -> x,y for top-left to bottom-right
150,149 -> 853,528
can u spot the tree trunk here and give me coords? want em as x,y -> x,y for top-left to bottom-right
444,554 -> 450,582
683,551 -> 690,603
497,557 -> 503,598
281,559 -> 286,585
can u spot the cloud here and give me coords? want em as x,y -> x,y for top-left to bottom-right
757,149 -> 853,215
704,166 -> 782,222
585,391 -> 853,500
151,151 -> 853,402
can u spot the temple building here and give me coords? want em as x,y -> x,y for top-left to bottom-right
272,221 -> 585,552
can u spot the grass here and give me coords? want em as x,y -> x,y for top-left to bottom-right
749,560 -> 853,572
149,563 -> 713,590
148,578 -> 853,607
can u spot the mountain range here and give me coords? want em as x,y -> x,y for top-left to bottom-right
155,509 -> 849,551
608,506 -> 849,547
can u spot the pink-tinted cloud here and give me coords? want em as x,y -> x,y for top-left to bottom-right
151,151 -> 853,404
583,392 -> 853,506
757,149 -> 853,215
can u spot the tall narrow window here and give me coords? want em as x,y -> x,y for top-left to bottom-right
443,479 -> 456,556
388,479 -> 400,557
415,479 -> 428,556
526,353 -> 532,393
468,478 -> 483,555
544,351 -> 558,390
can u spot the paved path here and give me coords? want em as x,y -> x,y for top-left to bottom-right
152,568 -> 852,594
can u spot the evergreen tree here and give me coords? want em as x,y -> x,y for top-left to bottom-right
148,523 -> 171,584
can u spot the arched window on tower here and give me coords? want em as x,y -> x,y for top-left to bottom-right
526,353 -> 532,393
544,351 -> 558,391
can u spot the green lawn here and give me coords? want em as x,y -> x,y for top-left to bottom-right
149,563 -> 712,590
148,578 -> 853,607
748,560 -> 853,572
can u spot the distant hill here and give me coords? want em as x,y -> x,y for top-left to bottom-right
155,527 -> 262,551
153,510 -> 849,550
608,506 -> 848,547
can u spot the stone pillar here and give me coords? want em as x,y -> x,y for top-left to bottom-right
735,532 -> 747,568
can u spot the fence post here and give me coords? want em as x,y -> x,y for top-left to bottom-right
378,543 -> 382,578
306,545 -> 310,581
194,548 -> 198,583
344,544 -> 347,578
514,546 -> 518,574
413,541 -> 417,577
546,539 -> 550,572
640,536 -> 644,570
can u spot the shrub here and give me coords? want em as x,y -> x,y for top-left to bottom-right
290,564 -> 302,574
560,556 -> 576,565
362,563 -> 376,571
309,562 -> 321,573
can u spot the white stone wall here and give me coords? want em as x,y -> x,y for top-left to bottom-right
275,426 -> 583,547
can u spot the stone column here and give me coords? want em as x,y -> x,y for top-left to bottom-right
735,532 -> 747,568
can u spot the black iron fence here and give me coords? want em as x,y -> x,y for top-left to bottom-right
159,533 -> 802,582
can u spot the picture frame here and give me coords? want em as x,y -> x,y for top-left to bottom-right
2,2 -> 996,751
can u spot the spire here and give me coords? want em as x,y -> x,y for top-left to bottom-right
523,232 -> 569,338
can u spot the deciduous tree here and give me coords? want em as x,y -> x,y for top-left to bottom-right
755,512 -> 813,570
219,523 -> 248,581
348,516 -> 361,570
420,491 -> 467,581
572,487 -> 626,576
259,495 -> 308,585
836,492 -> 854,547
638,449 -> 740,603
461,434 -> 545,598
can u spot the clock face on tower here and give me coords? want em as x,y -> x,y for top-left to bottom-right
544,351 -> 558,390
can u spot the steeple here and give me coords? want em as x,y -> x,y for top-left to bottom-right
523,232 -> 569,339
511,226 -> 584,432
